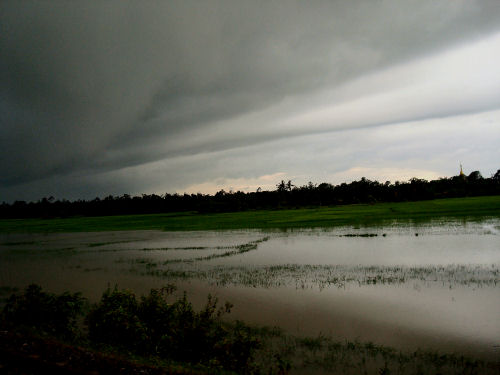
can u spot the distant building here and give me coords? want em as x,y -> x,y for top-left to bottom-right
459,164 -> 466,179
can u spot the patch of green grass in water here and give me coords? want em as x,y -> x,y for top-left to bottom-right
131,263 -> 500,289
271,334 -> 499,375
1,196 -> 500,233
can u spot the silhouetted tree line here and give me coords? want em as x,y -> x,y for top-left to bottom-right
1,170 -> 499,219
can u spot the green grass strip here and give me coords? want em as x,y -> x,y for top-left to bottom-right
1,196 -> 499,233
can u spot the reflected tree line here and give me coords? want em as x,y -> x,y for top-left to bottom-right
1,170 -> 499,218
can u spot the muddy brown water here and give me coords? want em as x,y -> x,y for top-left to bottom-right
1,220 -> 499,360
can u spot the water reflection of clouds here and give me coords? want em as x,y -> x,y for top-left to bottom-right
1,221 -> 499,360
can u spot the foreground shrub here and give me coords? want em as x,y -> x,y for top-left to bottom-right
86,286 -> 260,373
85,287 -> 147,351
0,284 -> 85,339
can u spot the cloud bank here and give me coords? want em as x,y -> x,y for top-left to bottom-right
1,0 -> 499,201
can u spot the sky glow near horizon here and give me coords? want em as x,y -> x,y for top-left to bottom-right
1,1 -> 500,201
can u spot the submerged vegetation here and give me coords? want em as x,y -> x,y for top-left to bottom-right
118,230 -> 499,291
268,333 -> 500,375
130,263 -> 499,290
153,237 -> 269,264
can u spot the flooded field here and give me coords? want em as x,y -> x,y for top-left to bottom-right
1,219 -> 499,365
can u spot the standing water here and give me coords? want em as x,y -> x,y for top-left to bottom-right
1,219 -> 499,360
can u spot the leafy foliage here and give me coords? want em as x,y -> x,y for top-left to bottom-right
85,288 -> 147,351
86,286 -> 260,372
1,170 -> 499,218
2,284 -> 261,372
0,284 -> 85,339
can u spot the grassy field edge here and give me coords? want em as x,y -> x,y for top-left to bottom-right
1,196 -> 499,233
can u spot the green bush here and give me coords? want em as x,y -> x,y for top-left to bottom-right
86,285 -> 260,372
85,287 -> 147,351
0,284 -> 85,339
2,284 -> 261,373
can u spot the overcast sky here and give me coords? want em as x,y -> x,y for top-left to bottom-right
1,0 -> 500,202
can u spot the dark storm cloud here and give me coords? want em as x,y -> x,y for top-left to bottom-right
1,0 -> 500,199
